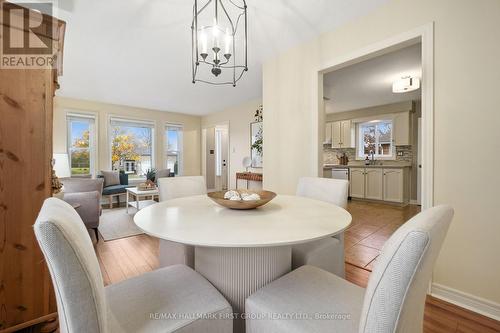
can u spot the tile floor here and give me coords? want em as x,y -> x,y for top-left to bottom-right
344,200 -> 421,271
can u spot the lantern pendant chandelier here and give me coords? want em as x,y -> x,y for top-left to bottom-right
191,0 -> 248,86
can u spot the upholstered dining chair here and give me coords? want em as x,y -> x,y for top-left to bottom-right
157,176 -> 207,268
292,177 -> 349,277
34,198 -> 232,333
245,205 -> 454,333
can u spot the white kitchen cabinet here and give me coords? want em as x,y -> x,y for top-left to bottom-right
324,122 -> 332,144
341,120 -> 354,148
331,121 -> 342,148
349,168 -> 365,198
394,112 -> 410,145
349,166 -> 408,204
331,120 -> 353,148
383,168 -> 404,203
365,168 -> 383,200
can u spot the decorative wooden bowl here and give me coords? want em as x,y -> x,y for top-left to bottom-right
207,190 -> 277,210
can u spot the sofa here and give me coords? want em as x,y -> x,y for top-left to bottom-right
98,172 -> 130,208
61,178 -> 104,240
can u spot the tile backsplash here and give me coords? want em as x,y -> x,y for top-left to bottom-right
395,145 -> 413,162
323,145 -> 413,164
324,148 -> 356,164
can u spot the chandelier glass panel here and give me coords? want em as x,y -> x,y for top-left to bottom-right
191,0 -> 248,86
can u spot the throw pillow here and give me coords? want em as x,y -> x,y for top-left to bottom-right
101,170 -> 120,187
155,168 -> 171,179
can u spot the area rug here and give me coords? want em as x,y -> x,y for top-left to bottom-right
98,207 -> 144,241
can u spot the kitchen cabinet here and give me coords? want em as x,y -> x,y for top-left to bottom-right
349,167 -> 408,204
327,111 -> 410,148
341,120 -> 353,148
365,169 -> 383,200
324,122 -> 332,144
331,120 -> 353,148
383,169 -> 404,203
331,121 -> 342,148
349,168 -> 366,198
394,112 -> 410,145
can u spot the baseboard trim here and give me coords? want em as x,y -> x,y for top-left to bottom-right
431,283 -> 500,321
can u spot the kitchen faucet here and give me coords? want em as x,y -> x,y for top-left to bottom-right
370,150 -> 375,165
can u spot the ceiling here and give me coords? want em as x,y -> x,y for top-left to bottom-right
50,0 -> 390,115
323,43 -> 422,114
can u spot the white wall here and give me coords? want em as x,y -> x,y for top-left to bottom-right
263,0 -> 500,310
202,99 -> 263,190
54,96 -> 202,176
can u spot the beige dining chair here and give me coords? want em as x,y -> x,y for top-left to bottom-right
245,205 -> 453,333
292,177 -> 349,277
34,198 -> 232,333
157,176 -> 207,268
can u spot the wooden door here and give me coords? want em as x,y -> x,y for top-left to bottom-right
365,168 -> 383,200
383,168 -> 404,203
0,68 -> 55,329
349,168 -> 365,198
0,3 -> 65,330
332,121 -> 342,148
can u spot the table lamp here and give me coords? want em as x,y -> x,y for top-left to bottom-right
52,153 -> 71,178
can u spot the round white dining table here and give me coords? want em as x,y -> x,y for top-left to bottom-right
134,194 -> 351,332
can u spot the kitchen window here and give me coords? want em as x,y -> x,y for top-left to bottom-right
165,124 -> 183,176
357,120 -> 394,159
109,117 -> 155,180
67,114 -> 96,178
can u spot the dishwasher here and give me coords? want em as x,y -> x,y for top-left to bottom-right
331,168 -> 349,180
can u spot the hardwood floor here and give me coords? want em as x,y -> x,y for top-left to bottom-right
96,234 -> 159,285
93,202 -> 500,333
345,263 -> 500,332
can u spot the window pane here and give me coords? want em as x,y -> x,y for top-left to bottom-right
166,125 -> 182,175
377,122 -> 392,143
69,118 -> 92,177
377,121 -> 392,156
70,121 -> 90,148
111,122 -> 153,179
358,120 -> 393,158
167,154 -> 178,174
167,129 -> 178,151
362,125 -> 376,155
70,149 -> 90,176
380,143 -> 391,155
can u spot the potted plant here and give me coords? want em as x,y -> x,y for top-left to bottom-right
145,168 -> 157,182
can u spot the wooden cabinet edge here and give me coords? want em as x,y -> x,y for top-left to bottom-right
0,4 -> 65,332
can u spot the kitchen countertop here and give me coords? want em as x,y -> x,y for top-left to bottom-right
323,163 -> 411,169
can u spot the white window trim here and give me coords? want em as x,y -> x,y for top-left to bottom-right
165,123 -> 183,176
356,119 -> 395,160
66,111 -> 98,178
108,115 -> 156,179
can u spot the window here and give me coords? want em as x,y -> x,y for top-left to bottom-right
110,118 -> 154,180
67,114 -> 96,178
357,120 -> 394,159
165,124 -> 183,175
